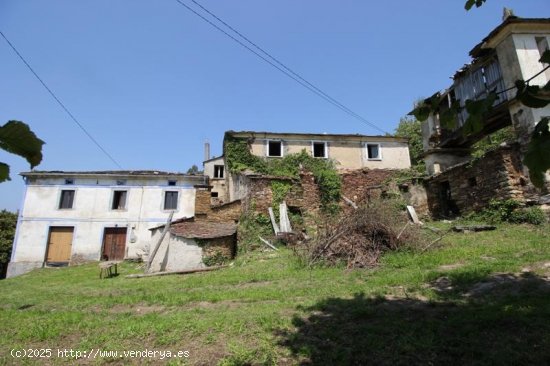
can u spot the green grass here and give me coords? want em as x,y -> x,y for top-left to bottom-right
0,223 -> 549,365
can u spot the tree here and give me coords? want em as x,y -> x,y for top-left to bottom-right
186,164 -> 203,174
0,210 -> 17,267
395,116 -> 424,171
0,120 -> 45,183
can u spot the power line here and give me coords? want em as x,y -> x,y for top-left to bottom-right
0,30 -> 123,169
175,0 -> 389,135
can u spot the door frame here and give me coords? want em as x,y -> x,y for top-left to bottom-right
44,226 -> 75,264
101,227 -> 128,261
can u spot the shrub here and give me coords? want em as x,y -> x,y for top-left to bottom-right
509,207 -> 547,225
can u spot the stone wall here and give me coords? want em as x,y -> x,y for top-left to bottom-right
340,169 -> 396,205
426,145 -> 527,218
202,235 -> 236,260
209,200 -> 242,222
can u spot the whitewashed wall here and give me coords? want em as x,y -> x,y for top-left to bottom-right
8,175 -> 200,277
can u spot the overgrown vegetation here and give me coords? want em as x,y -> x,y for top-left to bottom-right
470,126 -> 516,160
0,210 -> 17,273
394,116 -> 425,175
466,199 -> 547,225
300,198 -> 425,269
237,207 -> 274,253
225,136 -> 341,212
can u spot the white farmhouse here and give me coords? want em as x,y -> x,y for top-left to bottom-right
7,170 -> 206,277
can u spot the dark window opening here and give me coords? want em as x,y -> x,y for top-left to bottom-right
214,165 -> 224,178
468,177 -> 477,187
367,144 -> 380,159
59,190 -> 75,209
164,191 -> 178,210
168,180 -> 177,186
211,192 -> 219,198
268,140 -> 282,157
112,190 -> 127,210
313,142 -> 326,158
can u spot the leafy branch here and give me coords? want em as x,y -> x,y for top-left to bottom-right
0,120 -> 45,183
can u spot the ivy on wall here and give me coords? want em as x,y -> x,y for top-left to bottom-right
225,136 -> 341,212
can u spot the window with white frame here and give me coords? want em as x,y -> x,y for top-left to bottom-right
267,140 -> 283,157
312,141 -> 327,158
164,191 -> 178,210
366,143 -> 381,160
214,165 -> 224,178
59,190 -> 75,209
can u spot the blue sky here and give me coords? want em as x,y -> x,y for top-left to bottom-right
1,0 -> 548,211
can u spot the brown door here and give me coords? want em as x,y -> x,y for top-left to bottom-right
102,228 -> 127,261
46,227 -> 74,263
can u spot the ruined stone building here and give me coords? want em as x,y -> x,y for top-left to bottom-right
201,130 -> 416,216
417,14 -> 550,217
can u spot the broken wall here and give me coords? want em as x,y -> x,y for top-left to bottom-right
425,145 -> 527,218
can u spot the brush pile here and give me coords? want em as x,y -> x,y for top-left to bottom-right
307,200 -> 418,268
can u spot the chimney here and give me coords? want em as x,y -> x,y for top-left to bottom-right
204,140 -> 210,162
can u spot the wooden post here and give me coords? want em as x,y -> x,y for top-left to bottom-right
146,211 -> 174,273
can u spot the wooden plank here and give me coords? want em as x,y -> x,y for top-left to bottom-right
146,211 -> 174,272
342,195 -> 358,209
259,236 -> 278,251
406,205 -> 422,225
268,207 -> 280,234
279,202 -> 292,233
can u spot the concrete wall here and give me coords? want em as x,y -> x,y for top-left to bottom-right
248,138 -> 411,170
149,230 -> 204,272
8,176 -> 198,277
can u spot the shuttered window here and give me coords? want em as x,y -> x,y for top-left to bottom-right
112,190 -> 127,210
164,191 -> 178,210
59,190 -> 75,209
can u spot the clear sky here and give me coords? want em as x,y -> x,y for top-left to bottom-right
1,0 -> 548,211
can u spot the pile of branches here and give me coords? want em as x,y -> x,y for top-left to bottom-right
306,201 -> 418,268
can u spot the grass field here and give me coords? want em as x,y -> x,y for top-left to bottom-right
0,223 -> 549,365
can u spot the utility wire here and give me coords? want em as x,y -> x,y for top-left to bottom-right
175,0 -> 389,135
0,30 -> 123,169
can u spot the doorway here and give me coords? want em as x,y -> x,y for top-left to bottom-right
45,227 -> 74,264
102,227 -> 127,261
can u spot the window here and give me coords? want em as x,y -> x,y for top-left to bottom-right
164,191 -> 178,210
214,165 -> 224,178
59,190 -> 75,209
168,180 -> 177,186
64,179 -> 74,185
111,190 -> 127,210
366,143 -> 381,160
211,192 -> 219,198
267,140 -> 282,157
312,141 -> 327,158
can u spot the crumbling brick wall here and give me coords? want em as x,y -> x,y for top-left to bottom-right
340,169 -> 396,204
426,145 -> 527,218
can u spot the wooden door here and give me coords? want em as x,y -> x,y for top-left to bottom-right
46,227 -> 74,262
102,228 -> 127,261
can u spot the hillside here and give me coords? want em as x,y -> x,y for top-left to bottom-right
0,223 -> 549,365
